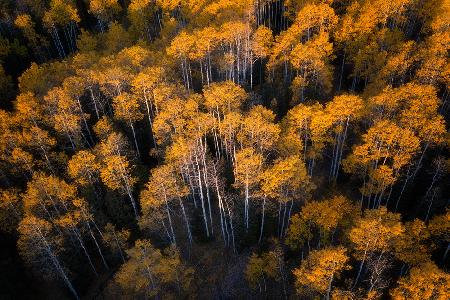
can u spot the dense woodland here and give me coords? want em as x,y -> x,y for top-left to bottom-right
0,0 -> 449,299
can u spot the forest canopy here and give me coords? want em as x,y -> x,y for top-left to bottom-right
0,0 -> 449,299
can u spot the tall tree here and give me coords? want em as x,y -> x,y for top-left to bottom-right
140,164 -> 192,245
390,262 -> 450,299
293,247 -> 350,300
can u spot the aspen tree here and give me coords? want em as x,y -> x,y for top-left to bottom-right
245,251 -> 280,292
218,111 -> 243,163
268,3 -> 338,84
300,196 -> 359,247
68,150 -> 102,201
14,14 -> 38,46
156,0 -> 180,12
234,147 -> 263,231
71,55 -> 106,119
112,92 -> 144,157
280,102 -> 331,175
220,21 -> 251,84
0,110 -> 32,176
293,247 -> 350,300
116,45 -> 152,74
103,223 -> 130,263
128,0 -> 158,41
19,122 -> 57,174
366,41 -> 416,94
210,161 -> 235,249
44,87 -> 85,150
2,0 -> 450,295
152,83 -> 188,116
93,116 -> 115,141
14,14 -> 49,61
331,289 -> 356,300
203,81 -> 248,118
288,31 -> 334,100
285,213 -> 313,250
251,25 -> 273,87
96,59 -> 131,99
260,155 -> 314,238
18,216 -> 80,299
279,103 -> 321,159
428,210 -> 450,261
100,154 -> 138,218
17,61 -> 73,97
165,136 -> 216,240
140,164 -> 192,245
349,207 -> 404,288
152,95 -> 199,146
22,173 -> 102,275
62,76 -> 95,144
166,31 -> 196,89
368,84 -> 447,204
390,262 -> 450,300
103,22 -> 133,53
96,130 -> 138,218
308,107 -> 334,176
183,111 -> 217,237
43,0 -> 80,58
114,239 -> 194,298
334,0 -> 415,90
14,92 -> 45,126
113,239 -> 162,297
203,81 -> 247,160
191,27 -> 220,86
344,120 -> 420,207
325,94 -> 364,181
9,148 -> 35,176
393,219 -> 432,266
88,0 -> 122,31
200,0 -> 253,24
75,29 -> 99,53
96,129 -> 135,159
415,0 -> 450,89
131,66 -> 166,146
238,105 -> 280,155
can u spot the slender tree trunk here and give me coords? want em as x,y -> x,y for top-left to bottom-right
112,230 -> 125,263
245,180 -> 250,231
224,196 -> 236,253
35,224 -> 79,299
194,150 -> 209,237
89,88 -> 100,119
87,222 -> 109,270
178,196 -> 192,245
213,165 -> 227,246
326,273 -> 334,300
280,202 -> 287,238
72,228 -> 98,276
411,142 -> 429,180
443,243 -> 450,262
395,167 -> 411,212
144,96 -> 157,148
129,122 -> 140,158
338,51 -> 346,92
201,143 -> 214,234
75,97 -> 94,145
334,118 -> 350,180
285,199 -> 294,237
353,244 -> 369,289
162,187 -> 176,245
258,196 -> 266,244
